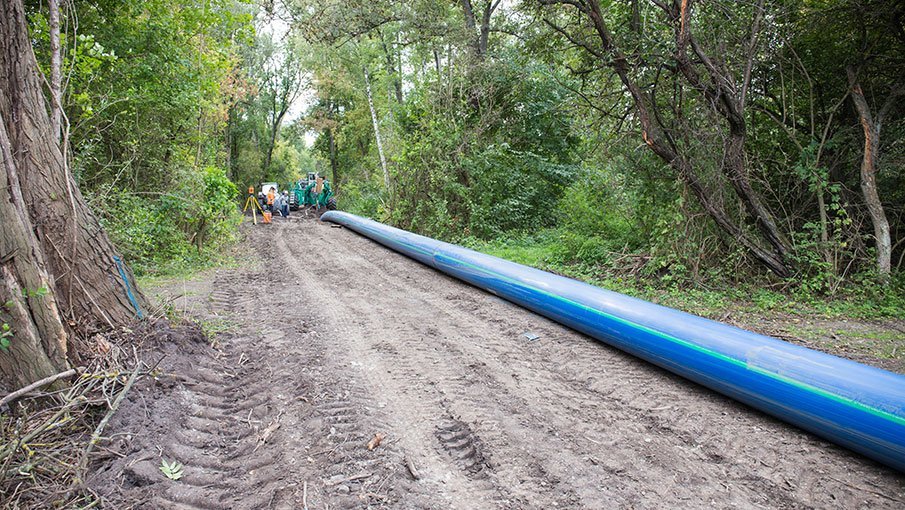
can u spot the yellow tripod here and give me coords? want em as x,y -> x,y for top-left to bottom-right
242,187 -> 267,224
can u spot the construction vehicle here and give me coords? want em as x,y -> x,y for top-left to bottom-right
289,173 -> 336,211
305,175 -> 337,211
288,173 -> 315,211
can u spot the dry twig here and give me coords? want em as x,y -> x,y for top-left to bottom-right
0,367 -> 82,409
0,359 -> 145,508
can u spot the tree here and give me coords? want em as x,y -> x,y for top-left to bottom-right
460,0 -> 502,60
363,66 -> 391,192
768,0 -> 905,280
847,68 -> 899,278
259,36 -> 305,175
0,0 -> 148,389
838,1 -> 904,278
537,0 -> 793,277
48,0 -> 62,143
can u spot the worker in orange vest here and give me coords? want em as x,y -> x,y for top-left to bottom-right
267,187 -> 276,212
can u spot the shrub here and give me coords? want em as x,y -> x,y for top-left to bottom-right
96,166 -> 241,276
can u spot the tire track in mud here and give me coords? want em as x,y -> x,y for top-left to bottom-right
288,219 -> 905,509
218,227 -> 425,508
284,226 -> 714,506
279,226 -> 613,508
277,236 -> 498,507
151,274 -> 285,509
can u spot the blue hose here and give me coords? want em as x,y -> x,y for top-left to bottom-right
113,255 -> 143,320
321,211 -> 905,472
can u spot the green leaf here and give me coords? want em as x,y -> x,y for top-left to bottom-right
159,459 -> 184,481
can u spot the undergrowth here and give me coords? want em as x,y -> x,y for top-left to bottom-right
0,334 -> 152,509
92,166 -> 243,280
462,228 -> 905,321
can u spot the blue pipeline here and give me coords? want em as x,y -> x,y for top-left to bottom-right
321,211 -> 905,472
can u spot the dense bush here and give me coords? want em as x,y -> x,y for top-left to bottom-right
382,60 -> 580,241
97,166 -> 241,276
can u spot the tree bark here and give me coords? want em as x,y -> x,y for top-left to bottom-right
48,0 -> 62,143
847,68 -> 895,277
460,0 -> 500,60
0,111 -> 69,390
478,1 -> 500,58
364,67 -> 391,193
327,126 -> 339,191
0,0 -> 147,387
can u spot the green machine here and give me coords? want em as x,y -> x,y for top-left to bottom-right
289,172 -> 336,211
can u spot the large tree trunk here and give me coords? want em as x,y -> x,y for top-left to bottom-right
847,68 -> 895,278
0,0 -> 148,388
0,111 -> 69,390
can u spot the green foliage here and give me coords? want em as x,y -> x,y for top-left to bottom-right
21,287 -> 49,299
59,0 -> 254,191
98,166 -> 241,277
159,459 -> 184,481
26,0 -> 903,318
383,60 -> 581,240
0,323 -> 12,352
25,0 -> 256,277
469,231 -> 905,320
338,180 -> 386,219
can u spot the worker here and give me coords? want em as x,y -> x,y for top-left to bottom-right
303,176 -> 318,208
271,191 -> 282,217
280,191 -> 290,217
267,187 -> 276,212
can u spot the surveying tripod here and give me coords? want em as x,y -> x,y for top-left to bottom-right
242,187 -> 267,224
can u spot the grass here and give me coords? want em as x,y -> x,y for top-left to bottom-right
464,229 -> 905,322
464,230 -> 904,367
135,253 -> 244,291
197,317 -> 240,348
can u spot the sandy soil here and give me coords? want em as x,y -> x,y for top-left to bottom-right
91,216 -> 905,509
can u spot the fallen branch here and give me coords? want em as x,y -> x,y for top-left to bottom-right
0,367 -> 82,409
0,398 -> 82,464
404,454 -> 421,480
253,409 -> 284,453
325,471 -> 371,486
75,363 -> 142,481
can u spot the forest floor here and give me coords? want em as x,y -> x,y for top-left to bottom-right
90,215 -> 905,509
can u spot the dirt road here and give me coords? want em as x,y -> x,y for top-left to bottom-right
95,216 -> 904,509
